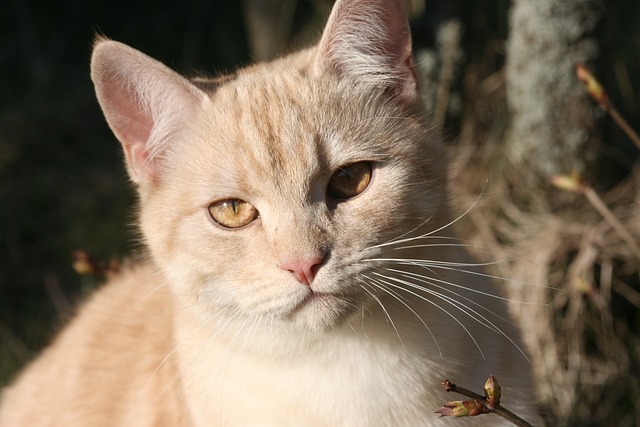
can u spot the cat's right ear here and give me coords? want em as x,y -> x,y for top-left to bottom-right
90,38 -> 206,184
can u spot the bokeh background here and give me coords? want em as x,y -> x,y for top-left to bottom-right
1,0 -> 252,381
2,0 -> 640,425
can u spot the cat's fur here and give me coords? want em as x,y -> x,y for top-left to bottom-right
0,0 -> 537,425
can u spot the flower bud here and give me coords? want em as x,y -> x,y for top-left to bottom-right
436,400 -> 488,417
484,375 -> 501,407
576,63 -> 608,108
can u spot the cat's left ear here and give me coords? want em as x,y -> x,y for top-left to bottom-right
91,38 -> 206,184
314,0 -> 418,102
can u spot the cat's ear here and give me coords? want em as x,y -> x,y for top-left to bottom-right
90,39 -> 206,184
314,0 -> 418,102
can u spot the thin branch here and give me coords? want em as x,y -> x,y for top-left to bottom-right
440,380 -> 534,427
605,106 -> 640,150
576,63 -> 640,149
549,174 -> 640,262
582,187 -> 640,262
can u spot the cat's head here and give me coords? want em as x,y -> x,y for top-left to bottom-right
91,0 -> 449,333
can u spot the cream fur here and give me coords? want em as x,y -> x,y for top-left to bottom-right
0,0 -> 537,425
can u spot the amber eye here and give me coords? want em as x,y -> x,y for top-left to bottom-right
208,199 -> 259,229
327,162 -> 372,200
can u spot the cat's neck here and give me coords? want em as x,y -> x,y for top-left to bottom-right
169,287 -> 441,427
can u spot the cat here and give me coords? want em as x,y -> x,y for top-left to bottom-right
0,0 -> 538,425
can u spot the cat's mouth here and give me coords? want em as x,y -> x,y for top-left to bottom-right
294,290 -> 340,310
285,289 -> 358,331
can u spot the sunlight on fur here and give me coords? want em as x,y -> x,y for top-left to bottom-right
0,0 -> 540,426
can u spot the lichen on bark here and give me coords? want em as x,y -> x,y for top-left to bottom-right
505,0 -> 604,183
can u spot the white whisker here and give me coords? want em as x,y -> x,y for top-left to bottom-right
381,268 -> 523,329
369,185 -> 487,251
361,275 -> 442,357
371,271 -> 532,363
358,282 -> 405,349
137,312 -> 217,403
373,271 -> 500,332
207,312 -> 260,423
370,273 -> 485,358
386,267 -> 535,305
367,217 -> 436,250
364,257 -> 541,288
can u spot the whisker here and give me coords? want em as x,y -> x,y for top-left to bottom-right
137,310 -> 220,402
142,307 -> 245,407
201,312 -> 258,422
358,282 -> 405,349
380,268 -> 528,330
372,270 -> 503,332
369,273 -> 485,358
369,185 -> 487,251
372,272 -> 532,363
361,275 -> 442,357
391,242 -> 510,255
217,313 -> 264,425
367,217 -> 436,250
364,257 -> 543,288
385,267 -> 536,305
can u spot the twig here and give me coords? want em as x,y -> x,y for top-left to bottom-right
550,174 -> 640,262
606,106 -> 640,149
72,250 -> 121,277
43,272 -> 73,322
0,319 -> 31,363
442,379 -> 485,400
433,20 -> 462,133
439,380 -> 534,427
583,186 -> 640,262
576,63 -> 640,150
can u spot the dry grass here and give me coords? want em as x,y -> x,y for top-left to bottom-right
448,65 -> 640,425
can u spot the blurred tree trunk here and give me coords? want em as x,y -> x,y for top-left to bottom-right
243,0 -> 333,61
243,0 -> 298,61
501,2 -> 635,425
505,0 -> 604,192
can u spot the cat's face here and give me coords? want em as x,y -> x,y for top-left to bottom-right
91,0 -> 448,332
143,57 -> 446,332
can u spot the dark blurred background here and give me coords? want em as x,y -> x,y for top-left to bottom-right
0,0 -> 258,384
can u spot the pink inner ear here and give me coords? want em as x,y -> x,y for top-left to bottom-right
314,0 -> 418,101
91,40 -> 207,185
379,3 -> 413,64
93,66 -> 158,183
111,88 -> 153,147
106,86 -> 156,182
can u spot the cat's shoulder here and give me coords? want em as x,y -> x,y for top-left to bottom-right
32,260 -> 173,361
0,260 -> 184,426
75,260 -> 175,330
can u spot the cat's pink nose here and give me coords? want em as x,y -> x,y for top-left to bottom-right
279,255 -> 325,286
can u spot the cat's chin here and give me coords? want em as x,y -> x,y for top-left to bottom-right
283,291 -> 359,333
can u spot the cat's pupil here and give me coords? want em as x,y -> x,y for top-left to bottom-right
208,199 -> 258,229
327,162 -> 372,200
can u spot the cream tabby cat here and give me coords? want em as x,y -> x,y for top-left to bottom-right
0,0 -> 538,425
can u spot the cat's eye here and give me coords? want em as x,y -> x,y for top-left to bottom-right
327,162 -> 372,200
208,199 -> 259,229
